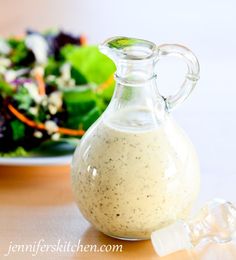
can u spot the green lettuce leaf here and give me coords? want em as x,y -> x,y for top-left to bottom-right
0,77 -> 14,96
61,45 -> 116,84
13,87 -> 32,110
31,139 -> 78,156
63,85 -> 103,129
10,120 -> 26,141
0,147 -> 28,157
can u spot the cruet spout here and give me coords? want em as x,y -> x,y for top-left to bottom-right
99,36 -> 157,64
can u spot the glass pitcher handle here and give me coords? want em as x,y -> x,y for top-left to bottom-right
156,44 -> 200,111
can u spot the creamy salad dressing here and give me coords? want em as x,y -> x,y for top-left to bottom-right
72,109 -> 200,240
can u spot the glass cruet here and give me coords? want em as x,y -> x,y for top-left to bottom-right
71,36 -> 201,240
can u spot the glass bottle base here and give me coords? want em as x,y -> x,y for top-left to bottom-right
106,233 -> 150,241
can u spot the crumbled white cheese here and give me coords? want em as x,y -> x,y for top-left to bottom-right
0,57 -> 11,67
56,77 -> 75,88
41,97 -> 48,107
34,131 -> 43,138
48,104 -> 57,115
68,78 -> 76,87
4,70 -> 17,82
45,120 -> 59,134
46,75 -> 56,82
51,132 -> 60,141
55,78 -> 64,87
31,66 -> 44,77
24,82 -> 43,104
60,63 -> 71,81
0,38 -> 11,55
29,107 -> 39,116
4,68 -> 29,82
48,91 -> 62,110
0,66 -> 6,75
25,34 -> 49,64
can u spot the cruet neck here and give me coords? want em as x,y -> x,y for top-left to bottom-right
99,37 -> 166,130
99,36 -> 157,82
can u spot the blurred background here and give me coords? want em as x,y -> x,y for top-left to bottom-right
1,0 -> 236,203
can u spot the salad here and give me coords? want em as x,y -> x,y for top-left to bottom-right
0,30 -> 116,157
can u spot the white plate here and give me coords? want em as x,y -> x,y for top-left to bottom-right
0,155 -> 72,166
